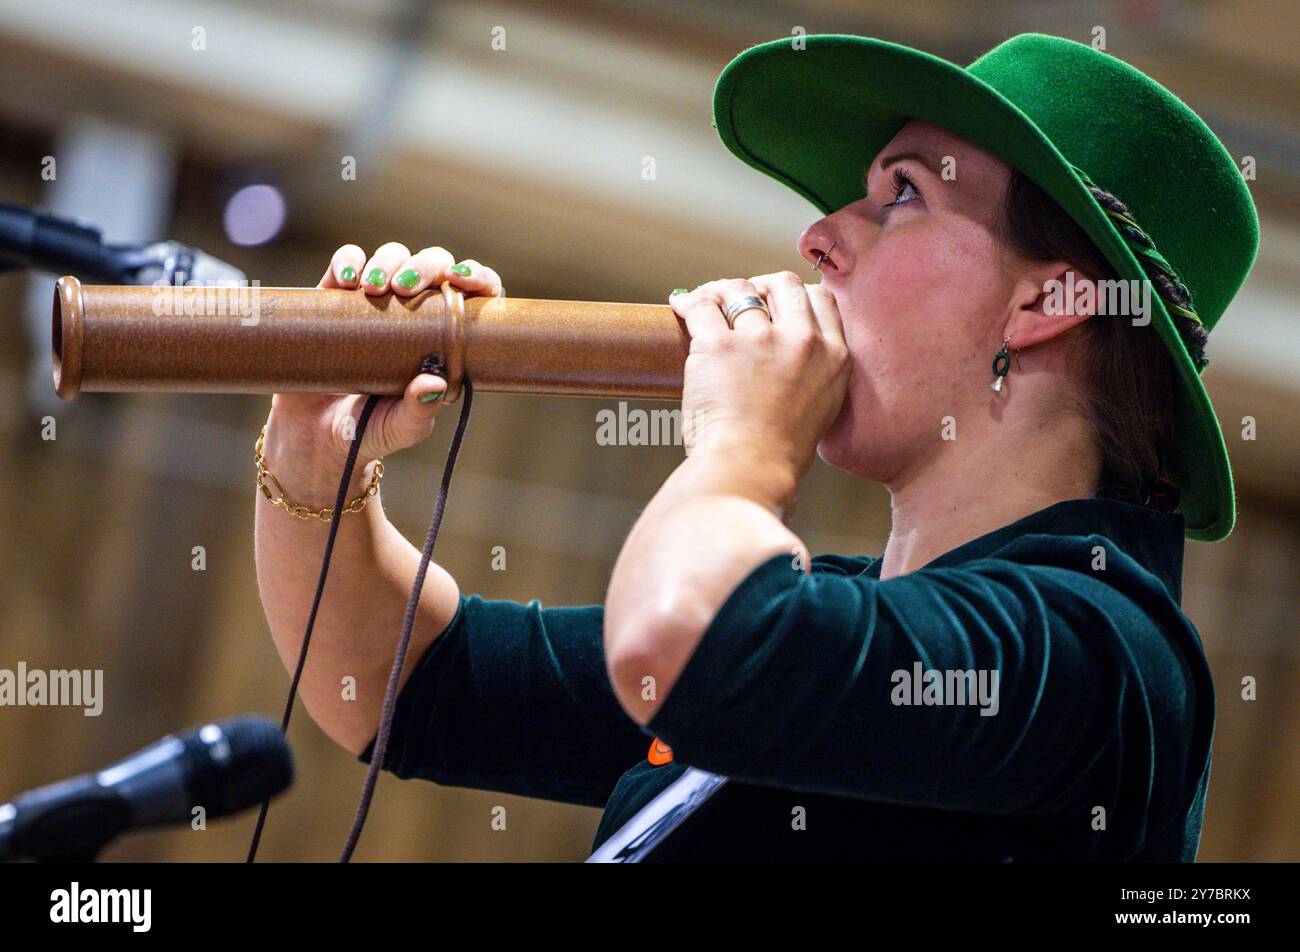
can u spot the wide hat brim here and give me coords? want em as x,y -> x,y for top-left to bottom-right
712,34 -> 1236,541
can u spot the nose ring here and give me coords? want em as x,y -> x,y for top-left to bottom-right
813,240 -> 837,273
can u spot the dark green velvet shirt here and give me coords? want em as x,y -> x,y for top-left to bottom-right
360,497 -> 1215,861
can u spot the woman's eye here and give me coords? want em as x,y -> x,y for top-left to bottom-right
892,182 -> 918,204
885,169 -> 921,207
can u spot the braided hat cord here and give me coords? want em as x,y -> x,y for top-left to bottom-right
1070,164 -> 1210,371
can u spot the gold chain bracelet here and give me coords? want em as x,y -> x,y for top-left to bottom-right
254,424 -> 384,522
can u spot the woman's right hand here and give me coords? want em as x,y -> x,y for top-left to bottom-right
261,242 -> 502,508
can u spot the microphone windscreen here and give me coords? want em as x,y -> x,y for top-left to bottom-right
179,717 -> 293,819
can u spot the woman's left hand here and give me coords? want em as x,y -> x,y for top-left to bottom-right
669,272 -> 851,506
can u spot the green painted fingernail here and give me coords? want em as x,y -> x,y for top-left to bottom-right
671,288 -> 688,296
395,268 -> 420,289
450,262 -> 472,276
418,390 -> 444,404
340,266 -> 357,282
366,267 -> 386,286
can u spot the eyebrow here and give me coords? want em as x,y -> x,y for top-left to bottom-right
862,150 -> 944,190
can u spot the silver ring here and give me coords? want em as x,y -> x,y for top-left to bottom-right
813,239 -> 837,273
723,295 -> 769,327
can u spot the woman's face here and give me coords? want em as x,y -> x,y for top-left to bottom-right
800,119 -> 1021,485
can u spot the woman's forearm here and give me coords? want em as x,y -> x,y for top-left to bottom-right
604,435 -> 805,724
253,429 -> 460,755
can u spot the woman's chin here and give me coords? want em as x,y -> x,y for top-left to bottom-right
817,408 -> 859,471
817,402 -> 892,482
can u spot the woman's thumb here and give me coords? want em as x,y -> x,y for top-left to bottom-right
379,373 -> 447,453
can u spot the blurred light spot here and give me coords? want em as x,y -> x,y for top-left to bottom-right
223,184 -> 286,246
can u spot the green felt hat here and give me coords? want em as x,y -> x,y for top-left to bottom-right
712,33 -> 1258,541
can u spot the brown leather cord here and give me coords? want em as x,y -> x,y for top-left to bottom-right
245,390 -> 382,862
245,354 -> 473,863
339,367 -> 473,862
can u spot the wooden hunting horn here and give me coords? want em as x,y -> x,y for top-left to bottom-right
51,276 -> 690,403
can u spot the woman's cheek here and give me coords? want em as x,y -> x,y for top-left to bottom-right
822,296 -> 948,467
861,268 -> 943,366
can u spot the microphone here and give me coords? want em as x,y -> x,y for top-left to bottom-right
0,716 -> 293,862
0,203 -> 246,286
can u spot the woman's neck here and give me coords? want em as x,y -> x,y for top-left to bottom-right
879,415 -> 1101,579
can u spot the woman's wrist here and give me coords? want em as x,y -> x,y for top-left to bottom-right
685,430 -> 801,519
259,413 -> 381,513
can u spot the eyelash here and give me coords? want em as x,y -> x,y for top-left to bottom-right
885,168 -> 921,207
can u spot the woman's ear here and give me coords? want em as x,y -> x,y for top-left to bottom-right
1003,261 -> 1097,349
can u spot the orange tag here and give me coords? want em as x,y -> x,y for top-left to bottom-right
647,738 -> 674,765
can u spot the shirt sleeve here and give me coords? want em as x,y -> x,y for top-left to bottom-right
359,593 -> 652,808
645,543 -> 1214,854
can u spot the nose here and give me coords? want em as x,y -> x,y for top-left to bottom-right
798,221 -> 843,274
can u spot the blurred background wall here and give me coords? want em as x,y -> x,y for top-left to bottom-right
0,0 -> 1294,861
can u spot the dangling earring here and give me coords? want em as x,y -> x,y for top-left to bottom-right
989,337 -> 1012,394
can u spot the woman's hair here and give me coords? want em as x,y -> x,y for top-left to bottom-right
998,167 -> 1201,510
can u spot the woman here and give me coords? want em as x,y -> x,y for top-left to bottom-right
253,33 -> 1256,861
